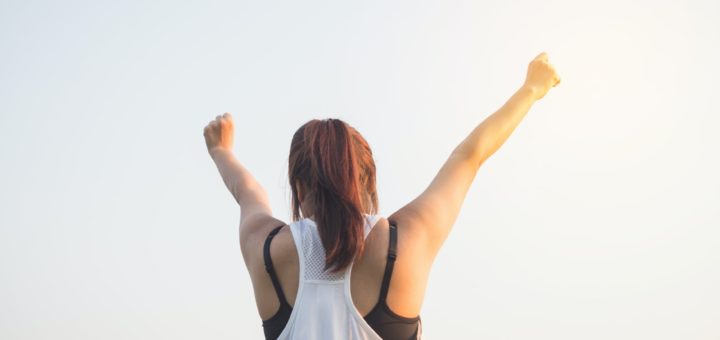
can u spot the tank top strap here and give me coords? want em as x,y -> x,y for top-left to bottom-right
263,224 -> 291,308
377,220 -> 398,302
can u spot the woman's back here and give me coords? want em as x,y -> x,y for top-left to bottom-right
252,214 -> 428,339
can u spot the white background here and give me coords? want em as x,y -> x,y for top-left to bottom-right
1,0 -> 718,339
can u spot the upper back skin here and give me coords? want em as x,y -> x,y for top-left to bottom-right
245,213 -> 433,322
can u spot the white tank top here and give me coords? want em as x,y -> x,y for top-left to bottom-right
277,213 -> 384,340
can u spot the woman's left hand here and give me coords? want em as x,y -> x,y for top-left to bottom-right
203,112 -> 235,156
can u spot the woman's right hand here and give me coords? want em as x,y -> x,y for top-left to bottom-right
523,52 -> 561,101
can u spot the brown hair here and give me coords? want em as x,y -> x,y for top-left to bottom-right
288,118 -> 378,272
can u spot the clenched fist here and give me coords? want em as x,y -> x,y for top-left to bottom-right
203,112 -> 234,155
523,52 -> 561,101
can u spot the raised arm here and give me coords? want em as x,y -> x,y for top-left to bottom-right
203,113 -> 274,241
389,52 -> 561,261
209,147 -> 272,215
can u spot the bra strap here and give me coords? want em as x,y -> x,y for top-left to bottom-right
377,220 -> 398,302
263,224 -> 291,308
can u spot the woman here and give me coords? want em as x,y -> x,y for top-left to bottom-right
203,52 -> 560,339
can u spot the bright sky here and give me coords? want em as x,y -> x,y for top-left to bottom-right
1,0 -> 719,339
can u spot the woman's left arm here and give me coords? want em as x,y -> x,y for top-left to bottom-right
209,148 -> 272,214
204,113 -> 273,227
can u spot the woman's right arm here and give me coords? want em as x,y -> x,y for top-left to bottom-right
458,52 -> 561,167
389,52 -> 561,261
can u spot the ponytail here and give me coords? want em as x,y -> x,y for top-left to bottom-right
288,118 -> 378,272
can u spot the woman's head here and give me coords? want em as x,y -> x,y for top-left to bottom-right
288,118 -> 378,272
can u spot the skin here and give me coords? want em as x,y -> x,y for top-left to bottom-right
204,52 -> 560,322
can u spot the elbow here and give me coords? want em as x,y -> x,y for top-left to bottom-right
453,142 -> 486,169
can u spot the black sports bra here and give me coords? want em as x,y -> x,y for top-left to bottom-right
261,220 -> 422,339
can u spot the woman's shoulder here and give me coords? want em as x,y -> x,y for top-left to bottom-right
242,217 -> 295,274
267,224 -> 298,268
360,214 -> 431,318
